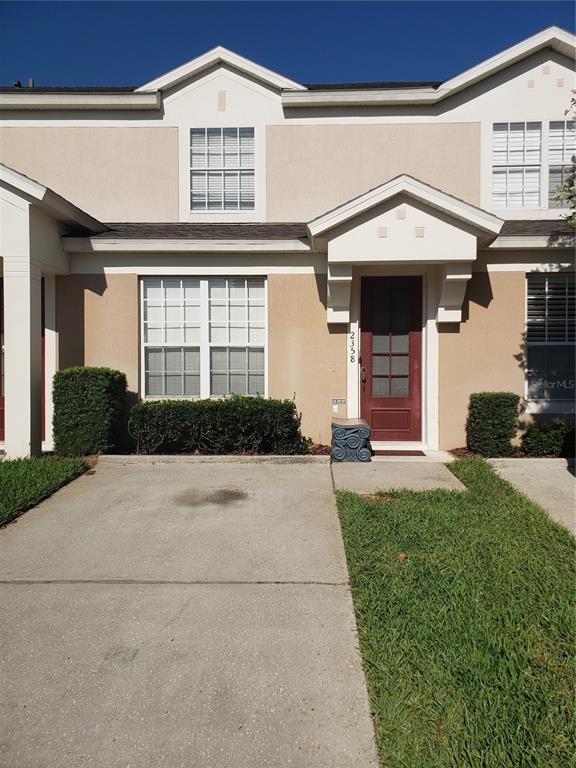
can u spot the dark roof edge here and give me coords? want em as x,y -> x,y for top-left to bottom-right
300,80 -> 442,91
76,222 -> 310,240
0,85 -> 138,93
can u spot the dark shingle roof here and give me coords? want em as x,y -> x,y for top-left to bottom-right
0,85 -> 137,93
500,220 -> 574,236
82,223 -> 309,240
301,81 -> 441,91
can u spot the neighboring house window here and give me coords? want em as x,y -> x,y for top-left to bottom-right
492,122 -> 541,208
548,120 -> 576,208
492,121 -> 575,209
526,272 -> 575,402
190,128 -> 255,211
142,277 -> 265,398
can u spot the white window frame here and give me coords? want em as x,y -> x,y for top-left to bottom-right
547,119 -> 576,209
140,277 -> 268,401
189,127 -> 255,213
524,271 -> 575,414
491,119 -> 575,214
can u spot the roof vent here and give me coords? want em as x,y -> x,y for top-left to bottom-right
12,80 -> 21,88
27,78 -> 34,88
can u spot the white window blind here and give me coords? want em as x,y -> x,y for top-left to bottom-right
142,277 -> 266,399
492,122 -> 541,208
526,273 -> 575,401
492,120 -> 576,210
548,120 -> 575,207
190,128 -> 255,211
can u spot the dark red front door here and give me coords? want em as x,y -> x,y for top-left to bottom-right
360,276 -> 422,441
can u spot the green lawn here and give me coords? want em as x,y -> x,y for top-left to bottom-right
0,457 -> 87,526
337,458 -> 575,768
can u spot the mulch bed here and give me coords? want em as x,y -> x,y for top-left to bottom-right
307,443 -> 332,455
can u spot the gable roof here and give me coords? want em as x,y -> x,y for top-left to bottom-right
135,45 -> 304,93
282,26 -> 576,107
308,174 -> 503,238
2,27 -> 573,111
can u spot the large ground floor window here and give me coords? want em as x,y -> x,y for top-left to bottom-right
526,271 -> 575,402
141,277 -> 266,399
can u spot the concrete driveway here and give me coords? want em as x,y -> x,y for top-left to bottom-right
0,459 -> 378,768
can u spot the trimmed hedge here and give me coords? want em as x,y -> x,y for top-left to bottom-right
522,423 -> 575,457
466,392 -> 520,457
53,367 -> 127,456
128,395 -> 309,455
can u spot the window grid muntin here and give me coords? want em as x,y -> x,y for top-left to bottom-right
142,277 -> 266,400
548,164 -> 574,208
526,273 -> 575,402
210,347 -> 265,397
492,120 -> 576,210
190,127 -> 255,211
548,120 -> 576,164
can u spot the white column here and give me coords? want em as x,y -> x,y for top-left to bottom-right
1,196 -> 43,457
43,273 -> 57,450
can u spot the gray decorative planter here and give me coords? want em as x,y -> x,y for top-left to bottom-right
331,418 -> 373,462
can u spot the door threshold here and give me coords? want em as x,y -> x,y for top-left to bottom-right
369,442 -> 454,463
370,441 -> 426,451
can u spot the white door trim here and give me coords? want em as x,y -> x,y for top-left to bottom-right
346,265 -> 440,451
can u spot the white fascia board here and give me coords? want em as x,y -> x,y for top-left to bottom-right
309,175 -> 503,238
63,238 -> 311,253
136,46 -> 305,93
0,163 -> 46,201
282,88 -> 438,107
489,234 -> 575,249
0,163 -> 106,233
0,92 -> 161,111
282,26 -> 575,108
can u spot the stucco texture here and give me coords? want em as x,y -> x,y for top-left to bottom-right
266,123 -> 481,221
267,274 -> 346,445
56,274 -> 139,396
0,127 -> 178,222
438,271 -> 525,449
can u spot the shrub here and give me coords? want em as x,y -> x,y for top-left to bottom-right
466,392 -> 520,457
128,395 -> 309,455
53,367 -> 127,456
522,423 -> 575,457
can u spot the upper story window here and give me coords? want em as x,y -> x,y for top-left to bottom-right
526,272 -> 575,402
548,121 -> 576,208
492,121 -> 575,210
492,122 -> 541,208
492,120 -> 576,208
190,128 -> 255,212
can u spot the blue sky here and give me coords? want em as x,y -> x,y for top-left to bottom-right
1,1 -> 574,87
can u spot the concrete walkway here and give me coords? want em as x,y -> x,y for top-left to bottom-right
489,458 -> 576,534
0,460 -> 378,768
332,459 -> 465,494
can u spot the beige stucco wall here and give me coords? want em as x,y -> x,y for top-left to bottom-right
0,127 -> 179,222
438,270 -> 526,449
268,274 -> 346,444
56,274 -> 139,395
266,123 -> 481,221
